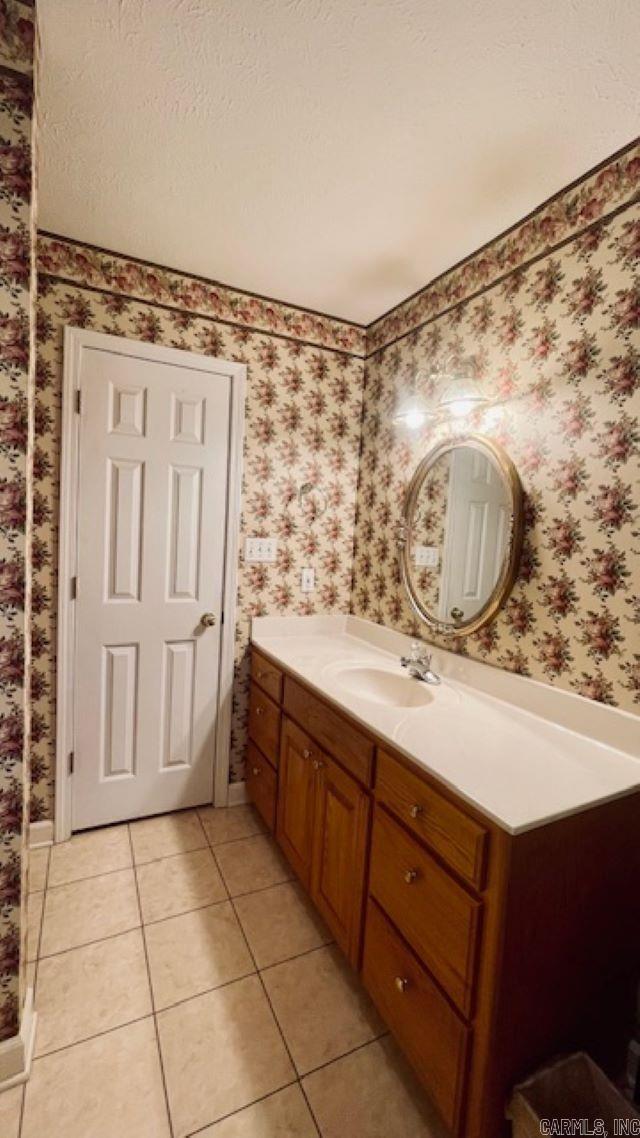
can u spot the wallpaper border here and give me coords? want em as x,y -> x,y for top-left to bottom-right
37,234 -> 367,357
367,137 -> 640,355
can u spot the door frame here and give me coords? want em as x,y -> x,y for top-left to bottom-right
55,326 -> 246,842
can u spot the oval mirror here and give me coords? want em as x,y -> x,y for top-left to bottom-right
399,434 -> 524,635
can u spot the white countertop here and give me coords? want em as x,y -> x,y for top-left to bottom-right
251,615 -> 640,834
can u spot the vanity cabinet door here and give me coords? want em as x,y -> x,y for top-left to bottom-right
276,717 -> 318,888
311,754 -> 371,968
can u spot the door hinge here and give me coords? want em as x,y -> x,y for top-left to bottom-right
75,389 -> 81,414
71,576 -> 77,600
221,611 -> 224,625
68,751 -> 74,775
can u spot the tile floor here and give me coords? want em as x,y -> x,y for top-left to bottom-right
4,806 -> 446,1138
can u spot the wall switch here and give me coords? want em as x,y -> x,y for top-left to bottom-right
244,537 -> 278,563
301,567 -> 315,592
414,545 -> 439,568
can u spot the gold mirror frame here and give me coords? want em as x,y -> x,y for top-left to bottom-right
398,434 -> 524,636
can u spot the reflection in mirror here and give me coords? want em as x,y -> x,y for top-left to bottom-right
401,436 -> 523,635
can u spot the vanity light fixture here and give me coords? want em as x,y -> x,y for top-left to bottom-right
392,369 -> 435,430
392,392 -> 434,430
393,357 -> 488,429
433,356 -> 488,419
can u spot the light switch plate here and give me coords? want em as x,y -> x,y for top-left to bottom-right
301,567 -> 315,592
414,544 -> 439,568
244,537 -> 278,563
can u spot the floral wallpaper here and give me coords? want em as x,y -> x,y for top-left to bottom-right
353,141 -> 640,712
34,236 -> 365,818
408,453 -> 450,617
0,0 -> 36,1043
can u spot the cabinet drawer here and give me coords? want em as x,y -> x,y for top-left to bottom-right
369,806 -> 481,1017
251,650 -> 283,705
248,683 -> 281,767
363,899 -> 469,1134
246,741 -> 277,832
376,749 -> 488,890
283,677 -> 374,787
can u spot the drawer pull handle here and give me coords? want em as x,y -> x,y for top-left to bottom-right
312,758 -> 325,771
255,706 -> 264,716
409,804 -> 423,819
404,869 -> 418,884
252,767 -> 260,776
303,748 -> 312,759
394,976 -> 409,993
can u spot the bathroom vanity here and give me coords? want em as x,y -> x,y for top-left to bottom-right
246,615 -> 640,1138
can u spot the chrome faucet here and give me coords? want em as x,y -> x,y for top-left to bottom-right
400,641 -> 441,684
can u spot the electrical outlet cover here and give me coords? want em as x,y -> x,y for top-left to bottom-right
414,545 -> 439,568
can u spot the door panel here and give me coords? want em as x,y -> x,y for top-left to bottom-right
439,448 -> 510,623
311,755 -> 371,966
276,717 -> 317,887
73,344 -> 231,829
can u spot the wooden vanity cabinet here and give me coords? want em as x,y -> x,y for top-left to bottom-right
275,711 -> 371,966
247,646 -> 640,1138
311,753 -> 371,965
276,716 -> 318,887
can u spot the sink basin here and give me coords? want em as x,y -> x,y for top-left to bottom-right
323,664 -> 435,708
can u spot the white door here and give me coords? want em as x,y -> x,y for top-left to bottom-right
72,343 -> 231,830
439,447 -> 509,624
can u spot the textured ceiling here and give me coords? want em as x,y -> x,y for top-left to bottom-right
37,0 -> 639,324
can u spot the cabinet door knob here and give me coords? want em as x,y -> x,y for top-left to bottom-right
302,749 -> 312,759
252,767 -> 260,776
404,869 -> 418,884
409,804 -> 423,819
255,706 -> 264,716
394,976 -> 409,993
312,758 -> 325,771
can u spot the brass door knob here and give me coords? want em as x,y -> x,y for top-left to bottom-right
404,869 -> 418,884
394,976 -> 409,993
200,612 -> 217,627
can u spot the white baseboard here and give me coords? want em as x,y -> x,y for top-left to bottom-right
0,987 -> 37,1091
29,820 -> 54,848
227,781 -> 248,807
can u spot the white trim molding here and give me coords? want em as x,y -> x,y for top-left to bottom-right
0,988 -> 37,1091
227,781 -> 248,807
29,820 -> 53,848
56,327 -> 246,841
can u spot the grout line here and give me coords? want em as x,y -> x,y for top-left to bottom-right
219,874 -> 295,901
213,844 -> 323,1136
152,967 -> 258,1016
126,825 -> 176,1138
132,843 -> 211,870
36,921 -> 142,962
44,863 -> 137,891
258,940 -> 337,978
299,1029 -> 391,1082
183,1079 -> 303,1138
200,827 -> 268,852
30,1011 -> 155,1063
